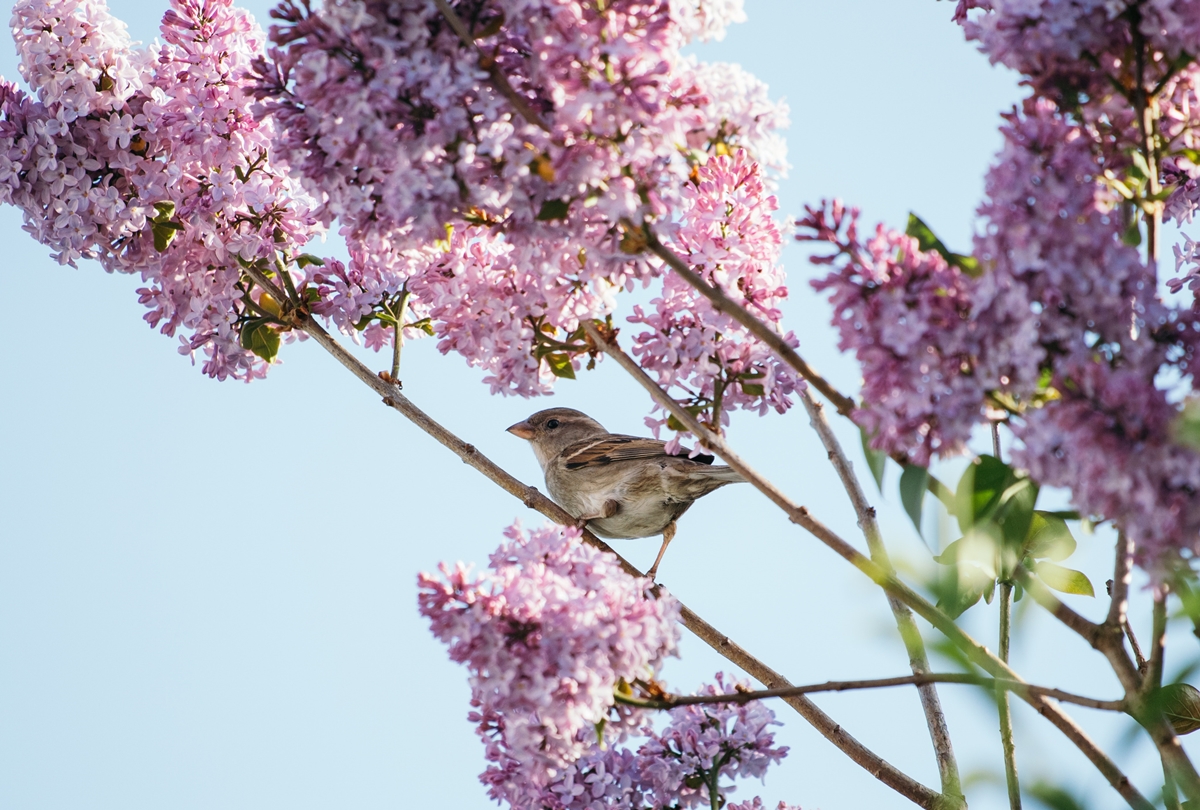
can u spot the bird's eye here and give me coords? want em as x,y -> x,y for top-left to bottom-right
546,419 -> 560,429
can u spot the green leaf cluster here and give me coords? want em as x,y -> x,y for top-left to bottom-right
932,456 -> 1091,618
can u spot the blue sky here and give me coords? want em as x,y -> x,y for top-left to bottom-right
1,2 -> 1192,809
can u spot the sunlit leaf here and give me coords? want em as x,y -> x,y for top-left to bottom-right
240,317 -> 281,362
545,352 -> 576,379
1033,561 -> 1094,596
1023,511 -> 1076,562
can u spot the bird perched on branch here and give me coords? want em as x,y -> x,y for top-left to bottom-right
506,407 -> 745,579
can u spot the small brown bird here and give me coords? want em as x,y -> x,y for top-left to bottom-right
506,407 -> 745,579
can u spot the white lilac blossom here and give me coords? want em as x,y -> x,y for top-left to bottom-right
2,0 -> 324,380
417,522 -> 681,777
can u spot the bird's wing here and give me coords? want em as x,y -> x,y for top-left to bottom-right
560,435 -> 715,469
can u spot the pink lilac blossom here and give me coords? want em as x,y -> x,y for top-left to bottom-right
476,671 -> 789,809
2,0 -> 324,380
630,151 -> 799,446
802,201 -> 994,464
417,522 -> 681,776
959,1 -> 1200,94
807,91 -> 1200,561
252,0 -> 793,406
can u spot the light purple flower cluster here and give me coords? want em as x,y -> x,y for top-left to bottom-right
807,1 -> 1200,566
802,201 -> 985,464
2,0 -> 324,380
958,0 -> 1200,94
251,0 -> 792,402
417,522 -> 681,776
484,673 -> 789,810
420,525 -> 791,809
630,151 -> 799,444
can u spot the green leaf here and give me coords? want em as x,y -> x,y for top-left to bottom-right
545,352 -> 576,379
860,428 -> 887,491
239,317 -> 281,362
740,382 -> 765,396
932,557 -> 997,619
1033,561 -> 1094,596
954,454 -> 1014,533
153,201 -> 175,219
1027,781 -> 1087,810
295,253 -> 325,269
1023,511 -> 1077,561
1160,683 -> 1200,735
536,198 -> 570,221
905,213 -> 980,277
899,464 -> 928,536
1122,218 -> 1142,247
152,220 -> 182,252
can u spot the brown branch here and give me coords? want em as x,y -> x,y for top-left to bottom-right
1147,586 -> 1168,693
431,0 -> 551,132
585,321 -> 1155,810
293,315 -> 943,809
622,672 -> 1126,713
643,230 -> 856,417
802,389 -> 962,803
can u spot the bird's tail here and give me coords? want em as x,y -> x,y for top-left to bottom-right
704,465 -> 746,483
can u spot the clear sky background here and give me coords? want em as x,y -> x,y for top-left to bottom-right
1,2 -> 1195,809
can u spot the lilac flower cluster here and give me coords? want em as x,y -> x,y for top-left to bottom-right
630,151 -> 799,444
805,3 -> 1200,566
251,0 -> 792,408
2,0 -> 324,380
420,525 -> 791,809
533,678 -> 789,810
417,522 -> 681,774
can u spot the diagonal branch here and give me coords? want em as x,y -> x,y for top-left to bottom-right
292,313 -> 943,810
584,320 -> 1154,810
643,229 -> 856,416
801,389 -> 962,804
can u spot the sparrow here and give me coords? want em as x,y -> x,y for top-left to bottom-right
506,407 -> 745,579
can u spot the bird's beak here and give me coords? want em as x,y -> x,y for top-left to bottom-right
506,420 -> 536,440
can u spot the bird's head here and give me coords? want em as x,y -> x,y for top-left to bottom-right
507,408 -> 608,469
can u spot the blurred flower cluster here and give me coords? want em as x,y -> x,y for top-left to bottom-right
803,0 -> 1200,569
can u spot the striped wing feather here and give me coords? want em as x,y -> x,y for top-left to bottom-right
561,435 -> 715,470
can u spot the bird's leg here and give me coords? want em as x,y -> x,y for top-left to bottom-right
645,521 -> 676,581
573,499 -> 620,529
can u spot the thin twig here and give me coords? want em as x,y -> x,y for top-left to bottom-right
431,0 -> 551,132
998,582 -> 1022,810
619,672 -> 1126,713
802,389 -> 962,804
1126,618 -> 1149,673
293,315 -> 943,809
585,321 -> 1153,810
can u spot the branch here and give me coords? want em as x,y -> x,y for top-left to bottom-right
584,321 -> 1155,810
998,582 -> 1022,810
621,672 -> 1126,713
802,389 -> 962,803
431,0 -> 551,132
292,314 -> 943,809
643,229 -> 856,417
